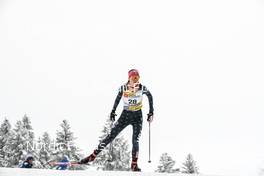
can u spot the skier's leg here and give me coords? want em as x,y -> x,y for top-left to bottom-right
95,115 -> 129,154
80,111 -> 129,164
131,119 -> 143,157
131,111 -> 143,171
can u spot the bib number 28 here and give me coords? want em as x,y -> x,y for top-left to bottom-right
128,99 -> 137,105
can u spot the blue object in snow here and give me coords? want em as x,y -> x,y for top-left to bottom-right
56,156 -> 69,170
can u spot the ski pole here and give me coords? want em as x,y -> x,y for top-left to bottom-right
148,121 -> 151,163
109,120 -> 114,153
108,119 -> 114,162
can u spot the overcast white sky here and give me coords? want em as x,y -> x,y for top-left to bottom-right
1,0 -> 264,175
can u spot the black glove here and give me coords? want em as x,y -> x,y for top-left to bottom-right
147,112 -> 154,122
110,111 -> 117,121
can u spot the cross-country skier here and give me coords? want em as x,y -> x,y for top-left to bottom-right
79,69 -> 154,171
20,155 -> 34,168
56,155 -> 69,170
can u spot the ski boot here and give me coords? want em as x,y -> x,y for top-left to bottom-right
78,150 -> 97,164
131,157 -> 141,172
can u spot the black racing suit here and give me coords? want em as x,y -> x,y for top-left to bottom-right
20,161 -> 33,168
94,83 -> 154,158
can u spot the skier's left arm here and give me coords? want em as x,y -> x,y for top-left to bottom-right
143,86 -> 154,122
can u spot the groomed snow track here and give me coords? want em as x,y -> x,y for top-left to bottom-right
0,167 -> 207,176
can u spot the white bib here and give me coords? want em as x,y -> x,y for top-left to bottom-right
121,85 -> 144,111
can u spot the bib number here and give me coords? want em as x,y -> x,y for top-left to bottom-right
128,99 -> 137,105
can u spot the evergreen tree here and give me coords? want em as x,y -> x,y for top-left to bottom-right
93,119 -> 131,171
0,118 -> 13,167
182,153 -> 199,174
8,120 -> 26,166
8,115 -> 36,167
156,152 -> 179,173
55,119 -> 84,170
37,132 -> 53,168
21,115 -> 34,140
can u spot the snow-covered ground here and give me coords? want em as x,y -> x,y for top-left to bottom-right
0,167 -> 210,176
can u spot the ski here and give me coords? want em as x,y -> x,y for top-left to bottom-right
48,161 -> 89,166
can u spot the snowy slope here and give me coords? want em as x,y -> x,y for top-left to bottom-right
0,167 -> 207,176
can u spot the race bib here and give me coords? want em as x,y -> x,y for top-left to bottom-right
122,88 -> 143,111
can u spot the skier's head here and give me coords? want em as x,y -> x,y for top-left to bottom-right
128,69 -> 140,84
26,155 -> 34,164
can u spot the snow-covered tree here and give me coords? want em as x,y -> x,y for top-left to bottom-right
8,115 -> 36,167
0,119 -> 12,149
156,152 -> 179,173
37,132 -> 53,168
0,118 -> 13,167
21,115 -> 34,140
93,119 -> 131,171
55,119 -> 84,170
182,153 -> 199,174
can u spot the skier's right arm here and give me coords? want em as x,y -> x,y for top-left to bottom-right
110,86 -> 123,121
